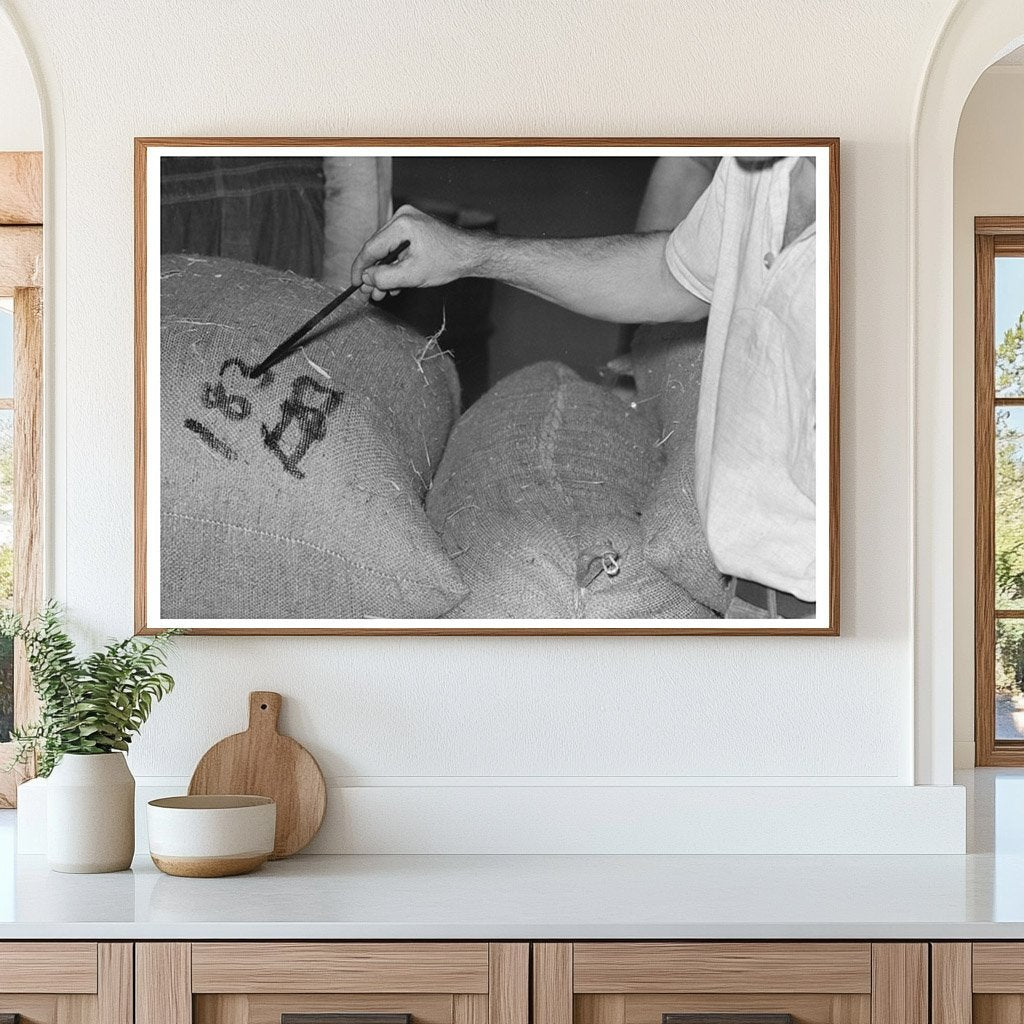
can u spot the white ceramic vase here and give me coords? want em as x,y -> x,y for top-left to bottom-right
46,752 -> 135,873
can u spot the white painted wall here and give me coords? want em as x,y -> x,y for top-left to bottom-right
952,65 -> 1024,768
0,10 -> 39,151
0,0 -> 988,851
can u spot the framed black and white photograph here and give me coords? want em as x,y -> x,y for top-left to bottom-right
134,138 -> 839,635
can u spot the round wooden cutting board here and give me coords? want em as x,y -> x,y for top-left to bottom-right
188,691 -> 327,859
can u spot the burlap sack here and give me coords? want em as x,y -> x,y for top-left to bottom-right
631,321 -> 730,614
159,254 -> 466,620
426,361 -> 711,619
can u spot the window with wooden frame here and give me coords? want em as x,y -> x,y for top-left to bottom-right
0,151 -> 43,806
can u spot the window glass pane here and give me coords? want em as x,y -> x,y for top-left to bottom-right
0,409 -> 12,742
996,257 -> 1024,396
998,620 -> 1024,740
996,406 -> 1024,609
0,305 -> 13,399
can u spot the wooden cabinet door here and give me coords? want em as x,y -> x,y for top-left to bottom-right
0,943 -> 131,1024
137,943 -> 528,1024
533,944 -> 928,1024
937,943 -> 1024,1024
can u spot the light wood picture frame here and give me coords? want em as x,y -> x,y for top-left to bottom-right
135,137 -> 840,636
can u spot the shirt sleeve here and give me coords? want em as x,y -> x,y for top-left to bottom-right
663,158 -> 729,303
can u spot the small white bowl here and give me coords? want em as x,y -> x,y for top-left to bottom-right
147,795 -> 276,878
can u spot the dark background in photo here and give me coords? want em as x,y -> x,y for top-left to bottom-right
389,156 -> 656,403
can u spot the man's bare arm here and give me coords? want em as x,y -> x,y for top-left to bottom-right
351,205 -> 709,325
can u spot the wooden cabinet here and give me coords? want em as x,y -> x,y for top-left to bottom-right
932,943 -> 1024,1024
136,944 -> 528,1024
532,944 -> 928,1024
0,943 -> 132,1024
0,938 -> 958,1024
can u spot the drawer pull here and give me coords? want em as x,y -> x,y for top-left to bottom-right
664,1016 -> 795,1024
283,1016 -> 411,1024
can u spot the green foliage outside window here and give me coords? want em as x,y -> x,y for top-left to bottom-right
996,311 -> 1024,694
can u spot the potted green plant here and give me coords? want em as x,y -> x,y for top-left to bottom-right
2,603 -> 178,873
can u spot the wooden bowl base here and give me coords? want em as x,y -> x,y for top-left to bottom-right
151,853 -> 268,878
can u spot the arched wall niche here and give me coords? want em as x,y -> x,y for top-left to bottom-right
0,0 -> 1019,807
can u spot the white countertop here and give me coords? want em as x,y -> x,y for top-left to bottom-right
0,848 -> 1023,940
1,769 -> 1022,941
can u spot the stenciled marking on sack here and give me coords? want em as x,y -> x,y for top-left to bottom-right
183,418 -> 238,461
261,375 -> 342,480
219,358 -> 274,389
198,359 -> 274,423
201,380 -> 250,421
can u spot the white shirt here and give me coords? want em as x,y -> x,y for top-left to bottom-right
664,157 -> 816,601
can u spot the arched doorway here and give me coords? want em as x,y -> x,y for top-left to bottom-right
0,7 -> 44,810
914,1 -> 1024,785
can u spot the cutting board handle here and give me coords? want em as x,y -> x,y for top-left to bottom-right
248,691 -> 282,734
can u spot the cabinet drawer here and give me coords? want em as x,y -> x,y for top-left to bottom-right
533,944 -> 925,1024
0,942 -> 99,994
936,942 -> 1024,1024
973,944 -> 1024,992
139,943 -> 528,1024
572,944 -> 872,994
191,943 -> 491,994
0,943 -> 130,1024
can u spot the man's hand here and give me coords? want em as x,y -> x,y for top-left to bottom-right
352,207 -> 708,325
351,205 -> 482,301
